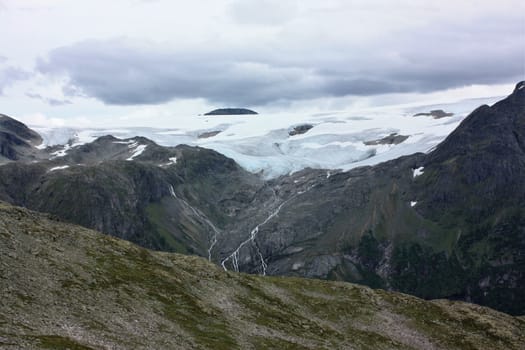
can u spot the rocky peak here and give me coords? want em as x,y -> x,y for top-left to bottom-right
514,81 -> 525,93
0,114 -> 42,144
0,114 -> 43,162
428,80 -> 525,164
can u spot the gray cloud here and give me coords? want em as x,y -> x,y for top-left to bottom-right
229,0 -> 299,26
36,10 -> 524,106
37,39 -> 321,106
0,67 -> 31,95
26,92 -> 72,106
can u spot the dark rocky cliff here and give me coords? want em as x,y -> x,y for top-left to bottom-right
0,113 -> 42,161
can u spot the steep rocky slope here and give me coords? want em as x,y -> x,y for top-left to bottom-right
0,140 -> 264,256
1,201 -> 524,350
0,114 -> 43,162
214,82 -> 525,315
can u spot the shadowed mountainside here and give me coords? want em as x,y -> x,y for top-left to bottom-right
0,114 -> 43,162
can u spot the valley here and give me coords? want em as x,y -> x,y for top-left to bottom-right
1,82 -> 524,318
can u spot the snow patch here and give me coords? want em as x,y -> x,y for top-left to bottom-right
413,167 -> 424,178
50,144 -> 71,158
410,201 -> 418,207
49,165 -> 70,172
113,140 -> 135,145
292,262 -> 304,271
126,144 -> 147,161
159,156 -> 177,167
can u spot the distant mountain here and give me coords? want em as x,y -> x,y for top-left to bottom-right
204,108 -> 258,115
2,201 -> 524,349
32,96 -> 499,179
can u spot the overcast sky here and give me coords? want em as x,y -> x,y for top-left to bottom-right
0,0 -> 523,127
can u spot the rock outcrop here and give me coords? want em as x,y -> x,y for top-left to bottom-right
413,109 -> 454,118
204,108 -> 258,116
363,133 -> 409,145
289,124 -> 314,136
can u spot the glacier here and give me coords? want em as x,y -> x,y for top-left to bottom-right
32,96 -> 501,179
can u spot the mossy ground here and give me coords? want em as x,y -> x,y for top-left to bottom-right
1,202 -> 524,349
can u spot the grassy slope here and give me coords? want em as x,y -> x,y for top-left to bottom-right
1,202 -> 524,350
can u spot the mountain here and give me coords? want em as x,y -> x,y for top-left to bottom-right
0,113 -> 43,162
204,108 -> 258,115
0,83 -> 523,316
2,201 -> 524,349
0,137 -> 264,256
214,82 -> 525,315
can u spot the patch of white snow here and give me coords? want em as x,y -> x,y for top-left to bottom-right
413,167 -> 424,178
292,262 -> 304,271
50,144 -> 71,158
49,165 -> 70,172
113,140 -> 135,145
126,144 -> 147,161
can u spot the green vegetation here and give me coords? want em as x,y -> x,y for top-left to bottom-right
1,201 -> 524,349
390,243 -> 466,298
144,202 -> 189,253
37,336 -> 95,350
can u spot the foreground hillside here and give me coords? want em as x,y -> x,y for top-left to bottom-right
1,202 -> 524,349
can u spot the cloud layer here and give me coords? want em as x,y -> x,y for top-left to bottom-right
8,0 -> 525,107
0,66 -> 31,95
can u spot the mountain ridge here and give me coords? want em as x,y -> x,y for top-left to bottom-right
0,113 -> 43,162
2,201 -> 524,349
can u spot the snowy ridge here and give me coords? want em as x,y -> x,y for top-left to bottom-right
126,143 -> 147,161
32,96 -> 501,178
